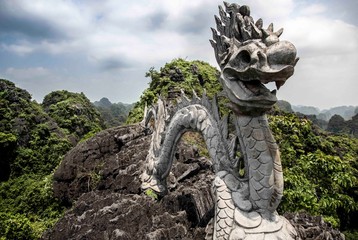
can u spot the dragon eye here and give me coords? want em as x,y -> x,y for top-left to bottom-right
234,50 -> 251,68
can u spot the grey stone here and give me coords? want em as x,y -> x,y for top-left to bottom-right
234,208 -> 262,229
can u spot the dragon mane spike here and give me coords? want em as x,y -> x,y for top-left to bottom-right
223,1 -> 230,10
180,89 -> 190,104
211,94 -> 220,121
192,89 -> 200,101
237,14 -> 251,41
255,18 -> 263,29
142,102 -> 148,123
224,2 -> 240,14
262,28 -> 270,38
275,28 -> 283,37
201,89 -> 211,110
211,27 -> 220,42
218,5 -> 230,25
209,39 -> 216,48
215,15 -> 226,35
220,114 -> 229,140
250,21 -> 262,39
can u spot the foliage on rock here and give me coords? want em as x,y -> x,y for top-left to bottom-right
93,97 -> 134,128
0,79 -> 72,178
0,80 -> 106,239
126,58 -> 222,123
42,90 -> 104,143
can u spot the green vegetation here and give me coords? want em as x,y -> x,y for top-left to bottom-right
93,97 -> 134,128
42,90 -> 104,143
268,109 -> 358,231
0,174 -> 64,239
0,79 -> 104,239
145,189 -> 159,200
127,58 -> 222,123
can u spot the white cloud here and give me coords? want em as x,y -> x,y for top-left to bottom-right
277,7 -> 358,108
0,0 -> 357,108
1,43 -> 34,55
5,67 -> 52,80
302,3 -> 327,16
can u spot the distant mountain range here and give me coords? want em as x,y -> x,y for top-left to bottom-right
275,100 -> 357,136
291,105 -> 358,121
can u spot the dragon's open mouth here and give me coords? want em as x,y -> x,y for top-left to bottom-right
221,63 -> 294,105
241,80 -> 277,96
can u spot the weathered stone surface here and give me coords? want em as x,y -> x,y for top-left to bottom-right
284,212 -> 346,240
45,124 -> 215,239
53,124 -> 149,204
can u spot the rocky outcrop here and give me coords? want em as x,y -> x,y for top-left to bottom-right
284,212 -> 345,240
45,124 -> 214,239
44,124 -> 345,239
52,124 -> 149,205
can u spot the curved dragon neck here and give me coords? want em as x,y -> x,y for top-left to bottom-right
235,113 -> 283,213
141,97 -> 233,194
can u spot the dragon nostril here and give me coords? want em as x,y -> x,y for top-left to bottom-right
238,50 -> 251,64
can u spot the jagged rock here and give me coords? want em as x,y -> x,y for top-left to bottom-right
284,212 -> 345,240
45,124 -> 214,239
46,124 -> 345,239
52,124 -> 148,204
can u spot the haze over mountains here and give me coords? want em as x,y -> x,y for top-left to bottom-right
292,105 -> 357,121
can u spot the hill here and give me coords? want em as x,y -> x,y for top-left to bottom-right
126,58 -> 222,123
0,79 -> 104,239
291,103 -> 358,137
42,90 -> 104,144
1,59 -> 357,239
292,105 -> 358,121
93,97 -> 134,128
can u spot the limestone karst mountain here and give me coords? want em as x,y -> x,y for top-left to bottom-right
93,97 -> 134,128
0,59 -> 357,239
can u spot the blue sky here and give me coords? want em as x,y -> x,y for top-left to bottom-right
0,0 -> 357,109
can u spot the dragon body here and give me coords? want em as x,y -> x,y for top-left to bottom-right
141,2 -> 299,239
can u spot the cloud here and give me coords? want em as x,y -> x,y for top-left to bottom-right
0,0 -> 356,108
0,2 -> 62,40
97,57 -> 132,71
1,42 -> 34,55
4,67 -> 52,80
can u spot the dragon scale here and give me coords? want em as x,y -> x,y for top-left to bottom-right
235,114 -> 283,213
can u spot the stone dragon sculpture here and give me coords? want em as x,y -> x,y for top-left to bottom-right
141,2 -> 300,239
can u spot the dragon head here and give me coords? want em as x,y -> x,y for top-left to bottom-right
210,3 -> 299,114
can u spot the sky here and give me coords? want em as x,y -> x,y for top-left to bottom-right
0,0 -> 357,110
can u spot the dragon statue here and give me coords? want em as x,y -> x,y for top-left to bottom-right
141,2 -> 300,239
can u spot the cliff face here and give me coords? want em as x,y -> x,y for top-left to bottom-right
44,124 -> 214,239
44,124 -> 345,240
